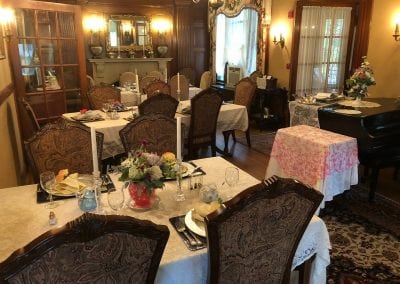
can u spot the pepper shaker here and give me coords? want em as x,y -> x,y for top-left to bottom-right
49,211 -> 57,225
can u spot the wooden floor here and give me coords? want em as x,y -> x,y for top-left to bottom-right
208,127 -> 400,205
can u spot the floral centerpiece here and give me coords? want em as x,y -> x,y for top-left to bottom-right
119,140 -> 177,208
346,56 -> 376,100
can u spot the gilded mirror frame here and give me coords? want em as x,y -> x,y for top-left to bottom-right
106,14 -> 152,53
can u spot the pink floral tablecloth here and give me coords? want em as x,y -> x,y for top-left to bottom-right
266,125 -> 359,210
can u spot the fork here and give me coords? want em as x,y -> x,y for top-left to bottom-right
175,219 -> 197,246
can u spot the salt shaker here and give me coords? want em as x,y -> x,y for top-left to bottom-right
49,211 -> 57,225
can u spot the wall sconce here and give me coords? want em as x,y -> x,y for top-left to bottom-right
152,18 -> 172,58
273,33 -> 285,48
393,15 -> 400,41
83,15 -> 105,58
0,7 -> 15,42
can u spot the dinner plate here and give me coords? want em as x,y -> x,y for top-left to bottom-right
164,162 -> 196,180
334,109 -> 362,115
184,209 -> 206,237
71,115 -> 104,122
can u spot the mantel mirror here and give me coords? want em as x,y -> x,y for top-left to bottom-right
107,15 -> 152,52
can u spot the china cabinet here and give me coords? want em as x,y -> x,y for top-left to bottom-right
7,0 -> 87,124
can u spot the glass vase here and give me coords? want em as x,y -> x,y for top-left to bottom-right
128,182 -> 157,209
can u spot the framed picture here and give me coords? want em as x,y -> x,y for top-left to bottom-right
0,29 -> 6,60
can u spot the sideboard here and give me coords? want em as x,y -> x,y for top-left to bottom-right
88,58 -> 173,84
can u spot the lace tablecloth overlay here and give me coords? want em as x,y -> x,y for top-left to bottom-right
0,157 -> 330,284
266,125 -> 359,210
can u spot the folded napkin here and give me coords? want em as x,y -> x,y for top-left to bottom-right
315,93 -> 334,99
53,173 -> 86,196
72,111 -> 103,121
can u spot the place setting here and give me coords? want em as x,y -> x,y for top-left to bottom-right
71,109 -> 105,122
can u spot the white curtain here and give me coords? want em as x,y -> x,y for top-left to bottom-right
215,8 -> 258,80
296,6 -> 352,95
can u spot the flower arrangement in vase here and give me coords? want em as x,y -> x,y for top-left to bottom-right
346,56 -> 376,100
119,140 -> 177,208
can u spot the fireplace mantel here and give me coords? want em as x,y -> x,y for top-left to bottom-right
88,58 -> 173,84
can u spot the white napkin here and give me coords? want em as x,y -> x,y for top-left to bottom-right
315,93 -> 333,99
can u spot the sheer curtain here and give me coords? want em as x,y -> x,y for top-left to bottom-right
215,8 -> 258,80
296,6 -> 352,95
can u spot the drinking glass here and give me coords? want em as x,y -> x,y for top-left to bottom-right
107,185 -> 125,214
224,167 -> 239,199
40,171 -> 58,209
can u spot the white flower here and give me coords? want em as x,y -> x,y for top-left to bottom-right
143,152 -> 161,166
148,166 -> 163,180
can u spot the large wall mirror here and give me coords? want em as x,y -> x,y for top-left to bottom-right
107,15 -> 152,52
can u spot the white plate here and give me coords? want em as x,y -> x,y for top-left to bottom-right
334,109 -> 362,115
164,162 -> 196,180
184,209 -> 206,237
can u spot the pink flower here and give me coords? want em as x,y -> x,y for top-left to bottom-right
80,109 -> 88,114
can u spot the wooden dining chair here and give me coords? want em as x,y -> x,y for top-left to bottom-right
170,74 -> 189,101
205,175 -> 323,283
199,71 -> 212,89
17,97 -> 41,142
138,93 -> 178,118
0,213 -> 170,284
222,77 -> 257,153
187,88 -> 223,159
140,75 -> 158,94
87,84 -> 121,110
119,71 -> 136,87
24,118 -> 104,182
148,70 -> 164,81
119,114 -> 178,156
144,79 -> 171,98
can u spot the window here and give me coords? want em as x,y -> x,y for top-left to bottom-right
215,8 -> 258,81
295,6 -> 352,95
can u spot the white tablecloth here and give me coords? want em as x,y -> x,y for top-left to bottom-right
63,100 -> 248,159
0,157 -> 330,284
189,87 -> 203,99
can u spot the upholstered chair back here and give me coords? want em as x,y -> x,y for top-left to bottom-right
139,93 -> 178,118
88,85 -> 121,110
119,114 -> 177,156
205,176 -> 323,283
0,213 -> 169,284
170,74 -> 189,101
145,80 -> 171,98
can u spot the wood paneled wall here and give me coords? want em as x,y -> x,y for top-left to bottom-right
68,0 -> 210,86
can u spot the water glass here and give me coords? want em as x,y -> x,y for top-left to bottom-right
224,167 -> 239,199
40,171 -> 57,209
107,185 -> 125,214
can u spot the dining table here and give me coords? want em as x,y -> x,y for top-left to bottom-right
62,100 -> 248,159
0,157 -> 330,284
265,125 -> 359,212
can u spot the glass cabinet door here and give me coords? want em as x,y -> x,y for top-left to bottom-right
9,1 -> 86,124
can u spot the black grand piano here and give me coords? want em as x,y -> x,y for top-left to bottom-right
318,98 -> 400,200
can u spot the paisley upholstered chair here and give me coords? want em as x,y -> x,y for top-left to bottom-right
187,88 -> 222,159
87,84 -> 121,110
144,80 -> 171,98
170,74 -> 189,101
119,114 -> 178,156
25,118 -> 104,182
222,77 -> 257,153
138,93 -> 178,118
205,176 -> 323,283
140,75 -> 158,94
148,70 -> 164,81
0,213 -> 170,283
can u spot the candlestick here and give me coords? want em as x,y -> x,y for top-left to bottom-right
176,116 -> 182,161
143,43 -> 146,58
177,72 -> 181,94
90,127 -> 100,176
395,23 -> 399,35
135,73 -> 139,92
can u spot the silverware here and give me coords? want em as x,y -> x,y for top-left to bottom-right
180,217 -> 203,246
175,219 -> 197,246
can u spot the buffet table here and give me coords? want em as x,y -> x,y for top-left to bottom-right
0,157 -> 330,284
62,101 -> 248,159
266,125 -> 359,211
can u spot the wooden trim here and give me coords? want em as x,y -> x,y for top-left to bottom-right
0,83 -> 14,106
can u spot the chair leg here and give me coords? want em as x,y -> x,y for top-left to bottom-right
211,143 -> 217,157
223,130 -> 232,153
245,129 -> 251,147
232,131 -> 236,142
369,167 -> 380,202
